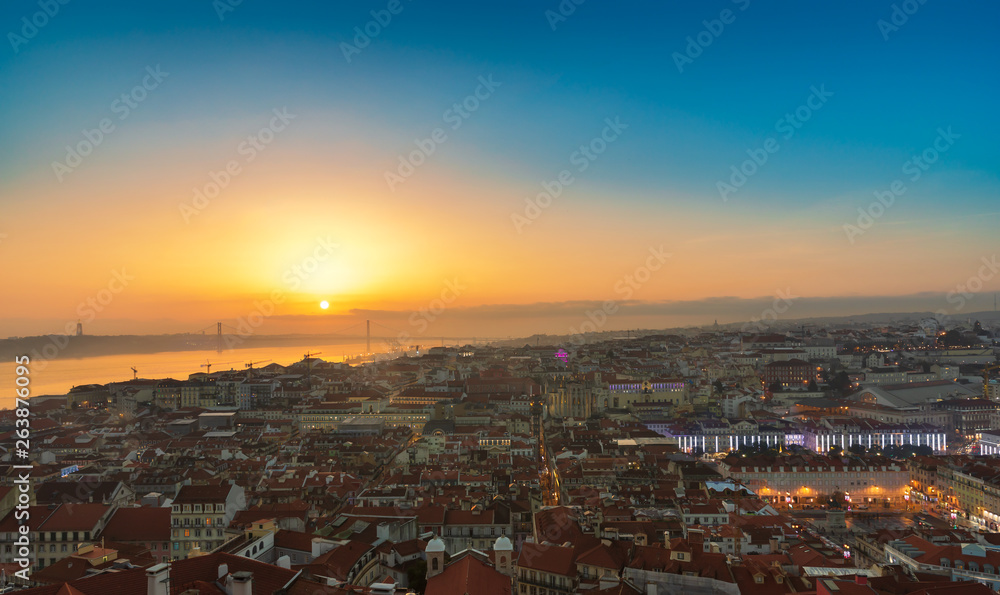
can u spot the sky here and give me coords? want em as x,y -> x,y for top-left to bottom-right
1,0 -> 999,340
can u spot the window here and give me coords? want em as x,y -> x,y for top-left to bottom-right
184,530 -> 190,537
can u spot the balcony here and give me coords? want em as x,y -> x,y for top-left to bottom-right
517,575 -> 574,593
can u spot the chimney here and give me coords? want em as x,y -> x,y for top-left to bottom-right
146,563 -> 170,595
232,571 -> 253,595
218,563 -> 229,580
855,574 -> 868,585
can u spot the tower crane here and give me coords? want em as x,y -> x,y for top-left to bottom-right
244,359 -> 271,379
201,359 -> 240,375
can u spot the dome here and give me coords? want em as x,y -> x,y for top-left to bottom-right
494,535 -> 513,551
426,537 -> 446,553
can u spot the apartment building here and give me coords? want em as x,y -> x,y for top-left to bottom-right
170,483 -> 246,559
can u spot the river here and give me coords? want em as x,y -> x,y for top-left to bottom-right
1,340 -> 407,408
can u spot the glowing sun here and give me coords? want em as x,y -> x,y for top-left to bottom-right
319,300 -> 329,310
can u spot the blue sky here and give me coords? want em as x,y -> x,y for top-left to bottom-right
1,0 -> 999,337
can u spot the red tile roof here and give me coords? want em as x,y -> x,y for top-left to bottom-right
14,552 -> 299,595
39,503 -> 111,532
426,554 -> 511,595
101,507 -> 171,542
517,542 -> 576,576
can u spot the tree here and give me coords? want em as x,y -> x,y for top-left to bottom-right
713,379 -> 725,394
407,560 -> 427,593
829,371 -> 851,391
768,381 -> 783,393
938,329 -> 966,348
808,379 -> 818,392
848,443 -> 866,456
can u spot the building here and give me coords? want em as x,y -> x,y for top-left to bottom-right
762,359 -> 814,388
885,536 -> 1000,591
170,483 -> 246,558
100,506 -> 173,563
516,542 -> 577,594
548,380 -> 600,419
607,380 -> 687,409
237,379 -> 280,410
856,380 -> 979,410
0,503 -> 114,571
936,399 -> 1000,437
718,454 -> 908,507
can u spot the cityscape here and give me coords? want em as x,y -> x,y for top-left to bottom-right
3,2 -> 1000,595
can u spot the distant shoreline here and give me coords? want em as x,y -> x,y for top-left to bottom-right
0,333 -> 384,362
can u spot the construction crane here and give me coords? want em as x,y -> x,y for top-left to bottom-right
244,359 -> 271,380
983,364 -> 1000,400
201,359 -> 239,375
131,367 -> 137,380
303,352 -> 322,389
